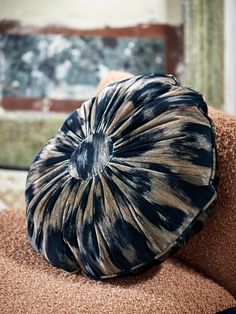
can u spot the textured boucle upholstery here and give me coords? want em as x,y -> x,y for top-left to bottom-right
0,72 -> 235,313
0,209 -> 235,314
176,106 -> 236,297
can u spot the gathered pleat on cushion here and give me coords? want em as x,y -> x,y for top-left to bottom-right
25,74 -> 218,279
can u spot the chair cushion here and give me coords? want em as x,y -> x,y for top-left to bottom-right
25,74 -> 218,279
0,208 -> 235,314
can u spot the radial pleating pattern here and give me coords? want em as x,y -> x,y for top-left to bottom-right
25,74 -> 218,279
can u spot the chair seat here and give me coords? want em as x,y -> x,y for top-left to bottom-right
0,208 -> 235,314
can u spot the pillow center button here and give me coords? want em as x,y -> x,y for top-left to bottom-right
69,132 -> 113,180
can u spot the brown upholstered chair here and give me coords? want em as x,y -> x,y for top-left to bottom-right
0,71 -> 235,314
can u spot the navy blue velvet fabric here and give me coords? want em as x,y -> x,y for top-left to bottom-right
25,74 -> 218,279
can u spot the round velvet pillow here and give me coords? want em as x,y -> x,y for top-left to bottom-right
25,73 -> 218,280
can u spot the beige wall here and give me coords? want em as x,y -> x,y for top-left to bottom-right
0,0 -> 182,28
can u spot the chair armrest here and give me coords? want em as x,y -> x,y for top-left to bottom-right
176,107 -> 236,297
96,71 -> 236,297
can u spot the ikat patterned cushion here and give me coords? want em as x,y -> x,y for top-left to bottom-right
25,74 -> 218,279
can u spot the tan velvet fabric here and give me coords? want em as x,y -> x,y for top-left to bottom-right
0,209 -> 235,314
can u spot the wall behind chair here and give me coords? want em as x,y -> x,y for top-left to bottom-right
0,0 -> 182,28
0,0 -> 183,113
